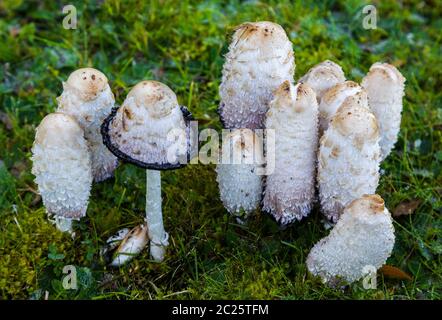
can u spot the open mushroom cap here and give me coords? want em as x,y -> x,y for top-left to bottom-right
65,68 -> 109,102
102,80 -> 193,170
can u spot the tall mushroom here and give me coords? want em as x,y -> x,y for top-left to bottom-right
57,67 -> 118,182
219,21 -> 295,129
216,129 -> 264,220
307,194 -> 395,285
299,60 -> 346,103
361,62 -> 406,160
318,95 -> 381,223
262,81 -> 318,225
101,81 -> 192,262
31,113 -> 92,233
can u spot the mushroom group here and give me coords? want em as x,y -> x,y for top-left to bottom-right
216,21 -> 406,285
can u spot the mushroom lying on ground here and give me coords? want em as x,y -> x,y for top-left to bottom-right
262,81 -> 318,225
31,113 -> 92,233
299,60 -> 346,103
216,129 -> 264,221
318,81 -> 363,135
306,194 -> 395,285
102,80 -> 192,262
361,62 -> 406,160
318,94 -> 381,223
57,67 -> 118,182
219,21 -> 295,129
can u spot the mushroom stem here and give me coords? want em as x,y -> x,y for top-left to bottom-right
54,216 -> 73,234
146,169 -> 168,262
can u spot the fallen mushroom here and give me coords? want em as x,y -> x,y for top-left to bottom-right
361,62 -> 406,160
109,223 -> 149,267
263,81 -> 318,225
318,96 -> 381,223
101,80 -> 192,262
216,129 -> 264,220
299,60 -> 346,103
57,67 -> 118,182
306,194 -> 395,285
318,81 -> 363,135
219,21 -> 295,129
31,113 -> 92,233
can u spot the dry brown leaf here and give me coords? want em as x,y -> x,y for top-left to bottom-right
379,265 -> 413,281
393,199 -> 421,218
0,111 -> 12,130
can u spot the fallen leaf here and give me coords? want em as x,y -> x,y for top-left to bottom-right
0,111 -> 12,130
393,199 -> 421,217
379,265 -> 413,281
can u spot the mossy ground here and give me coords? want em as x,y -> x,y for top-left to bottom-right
0,0 -> 441,299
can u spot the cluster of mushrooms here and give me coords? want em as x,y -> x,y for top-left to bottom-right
31,20 -> 405,285
32,70 -> 192,265
216,21 -> 404,285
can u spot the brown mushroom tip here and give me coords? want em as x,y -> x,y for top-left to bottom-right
233,21 -> 288,43
273,80 -> 292,96
296,82 -> 315,96
368,62 -> 406,84
127,80 -> 178,118
333,103 -> 379,140
347,194 -> 385,215
66,68 -> 108,100
321,81 -> 361,105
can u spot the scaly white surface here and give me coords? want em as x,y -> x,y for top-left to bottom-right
216,130 -> 264,218
219,21 -> 295,129
307,195 -> 395,284
361,62 -> 406,160
299,60 -> 346,103
57,68 -> 118,182
31,113 -> 92,221
318,101 -> 381,223
263,82 -> 319,225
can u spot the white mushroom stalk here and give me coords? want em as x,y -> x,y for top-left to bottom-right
318,96 -> 381,223
299,60 -> 346,103
216,129 -> 264,221
31,113 -> 92,233
361,62 -> 406,160
57,68 -> 118,182
318,81 -> 362,135
102,81 -> 192,263
263,81 -> 318,225
219,21 -> 295,129
307,194 -> 395,285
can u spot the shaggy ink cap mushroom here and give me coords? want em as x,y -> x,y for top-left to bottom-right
101,80 -> 193,263
101,80 -> 193,170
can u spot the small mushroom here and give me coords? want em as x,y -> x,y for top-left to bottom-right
109,223 -> 149,267
318,96 -> 381,223
263,81 -> 319,225
318,81 -> 363,135
219,21 -> 295,129
101,80 -> 192,262
31,113 -> 92,233
216,129 -> 264,220
57,68 -> 118,182
361,62 -> 406,160
299,60 -> 346,103
306,194 -> 395,285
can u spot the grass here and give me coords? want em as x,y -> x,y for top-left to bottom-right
0,0 -> 441,300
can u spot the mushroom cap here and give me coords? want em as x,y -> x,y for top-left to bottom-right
299,60 -> 346,101
65,68 -> 109,102
331,100 -> 379,142
101,81 -> 193,170
307,194 -> 395,284
32,113 -> 92,220
231,21 -> 290,56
